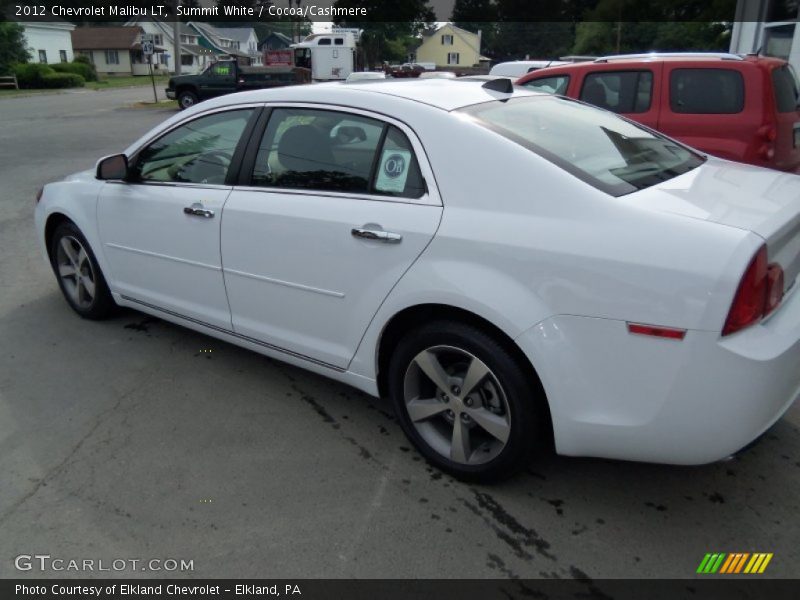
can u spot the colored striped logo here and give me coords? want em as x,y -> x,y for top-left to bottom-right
696,553 -> 773,574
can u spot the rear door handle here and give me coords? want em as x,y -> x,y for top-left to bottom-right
351,227 -> 402,244
183,203 -> 214,219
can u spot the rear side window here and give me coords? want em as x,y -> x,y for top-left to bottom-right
670,69 -> 744,114
772,65 -> 800,113
580,71 -> 653,113
250,108 -> 424,198
522,75 -> 570,95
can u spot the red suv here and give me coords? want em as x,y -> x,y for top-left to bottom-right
516,53 -> 800,172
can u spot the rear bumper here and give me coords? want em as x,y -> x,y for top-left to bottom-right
516,286 -> 800,465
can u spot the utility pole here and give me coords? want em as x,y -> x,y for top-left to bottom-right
173,1 -> 181,75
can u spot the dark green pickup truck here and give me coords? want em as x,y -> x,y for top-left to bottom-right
166,60 -> 312,109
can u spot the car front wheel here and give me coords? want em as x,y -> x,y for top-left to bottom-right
389,321 -> 546,481
50,221 -> 116,320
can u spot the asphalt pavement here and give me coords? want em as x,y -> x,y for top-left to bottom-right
0,87 -> 798,582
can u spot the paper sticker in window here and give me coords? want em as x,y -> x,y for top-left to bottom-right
375,149 -> 411,193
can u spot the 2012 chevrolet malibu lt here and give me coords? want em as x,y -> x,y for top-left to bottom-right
34,79 -> 800,480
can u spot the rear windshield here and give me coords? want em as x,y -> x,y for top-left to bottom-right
459,96 -> 704,197
772,65 -> 800,113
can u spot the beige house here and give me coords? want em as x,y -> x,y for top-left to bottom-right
414,23 -> 483,68
72,26 -> 165,76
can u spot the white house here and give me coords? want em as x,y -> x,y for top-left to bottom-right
123,18 -> 215,74
213,27 -> 262,66
19,21 -> 76,65
730,0 -> 800,71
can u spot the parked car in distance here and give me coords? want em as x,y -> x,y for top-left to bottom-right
418,71 -> 458,79
346,71 -> 386,82
166,60 -> 311,110
517,52 -> 800,172
489,60 -> 568,79
36,80 -> 800,480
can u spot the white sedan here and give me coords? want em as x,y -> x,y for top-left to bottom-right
34,79 -> 800,480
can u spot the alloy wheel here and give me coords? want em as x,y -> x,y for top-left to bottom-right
55,235 -> 96,309
403,345 -> 512,466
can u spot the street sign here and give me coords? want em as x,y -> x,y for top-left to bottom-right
141,33 -> 155,57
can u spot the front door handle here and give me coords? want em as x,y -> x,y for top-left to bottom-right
351,227 -> 402,244
183,203 -> 214,219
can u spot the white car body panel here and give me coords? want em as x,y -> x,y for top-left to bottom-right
34,80 -> 800,465
97,182 -> 233,330
222,190 -> 441,368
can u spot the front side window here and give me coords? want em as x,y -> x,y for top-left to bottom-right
522,75 -> 570,95
580,70 -> 653,113
460,96 -> 704,197
250,108 -> 424,198
134,109 -> 254,185
670,68 -> 744,114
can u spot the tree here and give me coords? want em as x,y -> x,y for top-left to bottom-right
0,22 -> 30,75
333,0 -> 435,68
573,20 -> 730,55
452,0 -> 499,58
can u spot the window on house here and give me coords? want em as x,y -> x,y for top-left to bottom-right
38,50 -> 47,64
105,50 -> 120,65
442,34 -> 454,45
160,53 -> 168,65
153,35 -> 163,46
59,50 -> 68,63
447,52 -> 460,65
181,54 -> 194,67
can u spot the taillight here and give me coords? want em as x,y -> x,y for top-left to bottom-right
758,124 -> 777,142
35,187 -> 43,204
722,245 -> 784,336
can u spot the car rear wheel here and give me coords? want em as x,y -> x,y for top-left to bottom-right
389,321 -> 545,481
50,222 -> 115,320
178,90 -> 198,110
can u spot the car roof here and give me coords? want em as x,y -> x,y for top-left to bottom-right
520,53 -> 786,74
199,78 -> 542,112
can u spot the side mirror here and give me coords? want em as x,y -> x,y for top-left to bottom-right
96,154 -> 129,180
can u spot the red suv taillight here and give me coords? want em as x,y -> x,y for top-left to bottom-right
722,245 -> 784,336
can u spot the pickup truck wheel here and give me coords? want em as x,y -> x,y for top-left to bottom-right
178,90 -> 198,110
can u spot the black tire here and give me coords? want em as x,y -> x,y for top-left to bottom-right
50,221 -> 116,320
177,90 -> 199,110
388,320 -> 547,481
